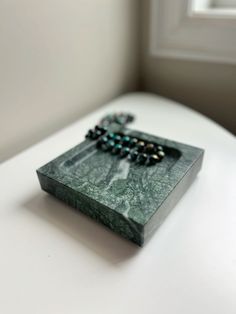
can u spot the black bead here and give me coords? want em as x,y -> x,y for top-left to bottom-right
97,136 -> 108,148
85,129 -> 94,139
145,143 -> 155,153
115,114 -> 127,125
137,153 -> 148,164
101,143 -> 109,151
90,130 -> 99,139
130,138 -> 138,147
137,141 -> 145,152
120,147 -> 130,157
96,139 -> 102,148
93,130 -> 102,139
128,150 -> 139,161
147,154 -> 160,165
157,150 -> 165,159
127,114 -> 134,123
95,125 -> 101,131
112,143 -> 122,154
95,125 -> 107,134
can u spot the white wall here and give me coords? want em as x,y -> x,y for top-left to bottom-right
0,0 -> 140,162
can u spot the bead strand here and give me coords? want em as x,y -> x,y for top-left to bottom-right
85,127 -> 165,166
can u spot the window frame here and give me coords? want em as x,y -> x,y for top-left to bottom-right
150,0 -> 236,64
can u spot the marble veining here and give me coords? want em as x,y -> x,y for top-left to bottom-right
37,126 -> 204,246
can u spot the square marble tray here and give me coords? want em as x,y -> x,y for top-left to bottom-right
37,127 -> 204,246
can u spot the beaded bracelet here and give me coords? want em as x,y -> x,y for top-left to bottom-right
85,113 -> 165,166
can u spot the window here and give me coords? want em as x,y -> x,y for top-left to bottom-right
211,0 -> 236,9
190,0 -> 236,15
150,0 -> 236,64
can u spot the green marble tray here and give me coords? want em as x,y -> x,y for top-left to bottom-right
37,127 -> 204,246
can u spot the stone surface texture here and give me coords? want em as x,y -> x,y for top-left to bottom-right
37,127 -> 204,246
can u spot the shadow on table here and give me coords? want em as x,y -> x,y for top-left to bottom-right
23,192 -> 140,265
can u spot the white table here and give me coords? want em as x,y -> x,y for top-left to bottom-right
1,93 -> 235,314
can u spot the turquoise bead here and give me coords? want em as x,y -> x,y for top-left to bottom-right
107,140 -> 115,151
122,136 -> 131,146
120,147 -> 130,157
114,134 -> 122,143
112,144 -> 122,154
107,132 -> 115,139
